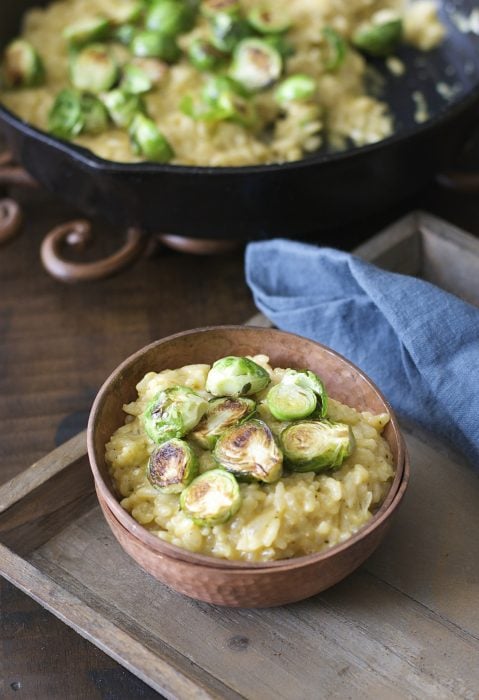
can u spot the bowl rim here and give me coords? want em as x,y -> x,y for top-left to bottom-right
87,325 -> 407,570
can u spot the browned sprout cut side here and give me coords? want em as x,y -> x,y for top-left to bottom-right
190,397 -> 256,449
148,438 -> 198,493
180,469 -> 241,526
214,418 -> 283,483
280,419 -> 355,472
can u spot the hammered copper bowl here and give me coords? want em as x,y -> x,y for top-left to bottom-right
87,326 -> 409,607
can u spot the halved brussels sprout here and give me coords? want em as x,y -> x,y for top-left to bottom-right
180,469 -> 241,526
129,113 -> 175,161
187,39 -> 226,71
63,17 -> 111,46
102,89 -> 144,127
190,397 -> 256,449
131,31 -> 181,62
280,419 -> 355,472
352,13 -> 403,57
143,386 -> 207,443
201,0 -> 240,18
80,93 -> 110,133
147,438 -> 198,493
70,44 -> 119,93
230,38 -> 282,92
247,7 -> 291,34
282,369 -> 328,417
210,12 -> 251,53
146,0 -> 196,36
266,382 -> 316,421
322,26 -> 347,71
274,74 -> 316,104
2,39 -> 45,88
48,89 -> 84,139
214,418 -> 283,483
121,63 -> 153,94
206,356 -> 270,397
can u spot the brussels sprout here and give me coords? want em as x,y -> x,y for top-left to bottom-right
80,93 -> 110,133
147,438 -> 198,493
102,89 -> 144,127
131,31 -> 181,62
206,356 -> 270,397
280,420 -> 355,472
132,57 -> 168,85
266,382 -> 316,421
180,469 -> 241,526
112,23 -> 137,46
247,7 -> 291,35
264,34 -> 295,59
187,39 -> 226,71
229,38 -> 282,92
129,113 -> 175,161
143,386 -> 207,443
201,0 -> 240,18
70,44 -> 119,93
274,74 -> 316,104
214,419 -> 283,483
121,63 -> 153,94
322,26 -> 347,71
48,89 -> 84,139
146,0 -> 195,35
352,14 -> 403,57
190,397 -> 256,449
2,39 -> 45,88
182,75 -> 256,126
210,12 -> 251,53
282,369 -> 328,417
63,17 -> 111,46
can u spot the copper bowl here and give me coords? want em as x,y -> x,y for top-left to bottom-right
87,326 -> 409,607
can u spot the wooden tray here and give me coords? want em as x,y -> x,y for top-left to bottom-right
1,211 -> 479,699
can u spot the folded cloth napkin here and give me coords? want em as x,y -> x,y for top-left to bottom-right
245,239 -> 479,469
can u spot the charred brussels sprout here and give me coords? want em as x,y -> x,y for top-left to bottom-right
181,75 -> 256,126
129,113 -> 175,161
2,39 -> 45,88
187,39 -> 226,71
180,469 -> 241,526
247,7 -> 291,34
266,382 -> 316,421
148,438 -> 198,493
206,356 -> 270,397
63,17 -> 111,46
214,419 -> 283,483
121,63 -> 153,94
146,0 -> 196,36
274,74 -> 316,104
48,89 -> 109,139
352,13 -> 403,57
102,89 -> 144,127
131,31 -> 181,62
282,369 -> 328,417
230,38 -> 282,92
322,27 -> 347,71
190,397 -> 256,449
70,44 -> 119,93
280,420 -> 355,472
143,386 -> 207,443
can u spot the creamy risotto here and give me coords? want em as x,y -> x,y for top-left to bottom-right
0,0 -> 444,166
106,356 -> 394,563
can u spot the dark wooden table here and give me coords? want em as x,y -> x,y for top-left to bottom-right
1,179 -> 478,699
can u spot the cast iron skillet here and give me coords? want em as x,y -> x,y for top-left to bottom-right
1,0 -> 479,240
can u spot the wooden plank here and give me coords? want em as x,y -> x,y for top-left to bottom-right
352,212 -> 422,275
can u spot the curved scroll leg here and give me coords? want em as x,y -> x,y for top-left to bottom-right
40,220 -> 147,283
0,198 -> 22,245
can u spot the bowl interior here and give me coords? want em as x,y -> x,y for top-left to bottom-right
88,326 -> 405,569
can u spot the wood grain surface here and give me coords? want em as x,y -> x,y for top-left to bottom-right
1,178 -> 479,699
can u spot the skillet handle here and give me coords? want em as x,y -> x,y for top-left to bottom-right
40,220 -> 148,283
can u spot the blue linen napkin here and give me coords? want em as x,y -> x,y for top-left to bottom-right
245,239 -> 479,468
